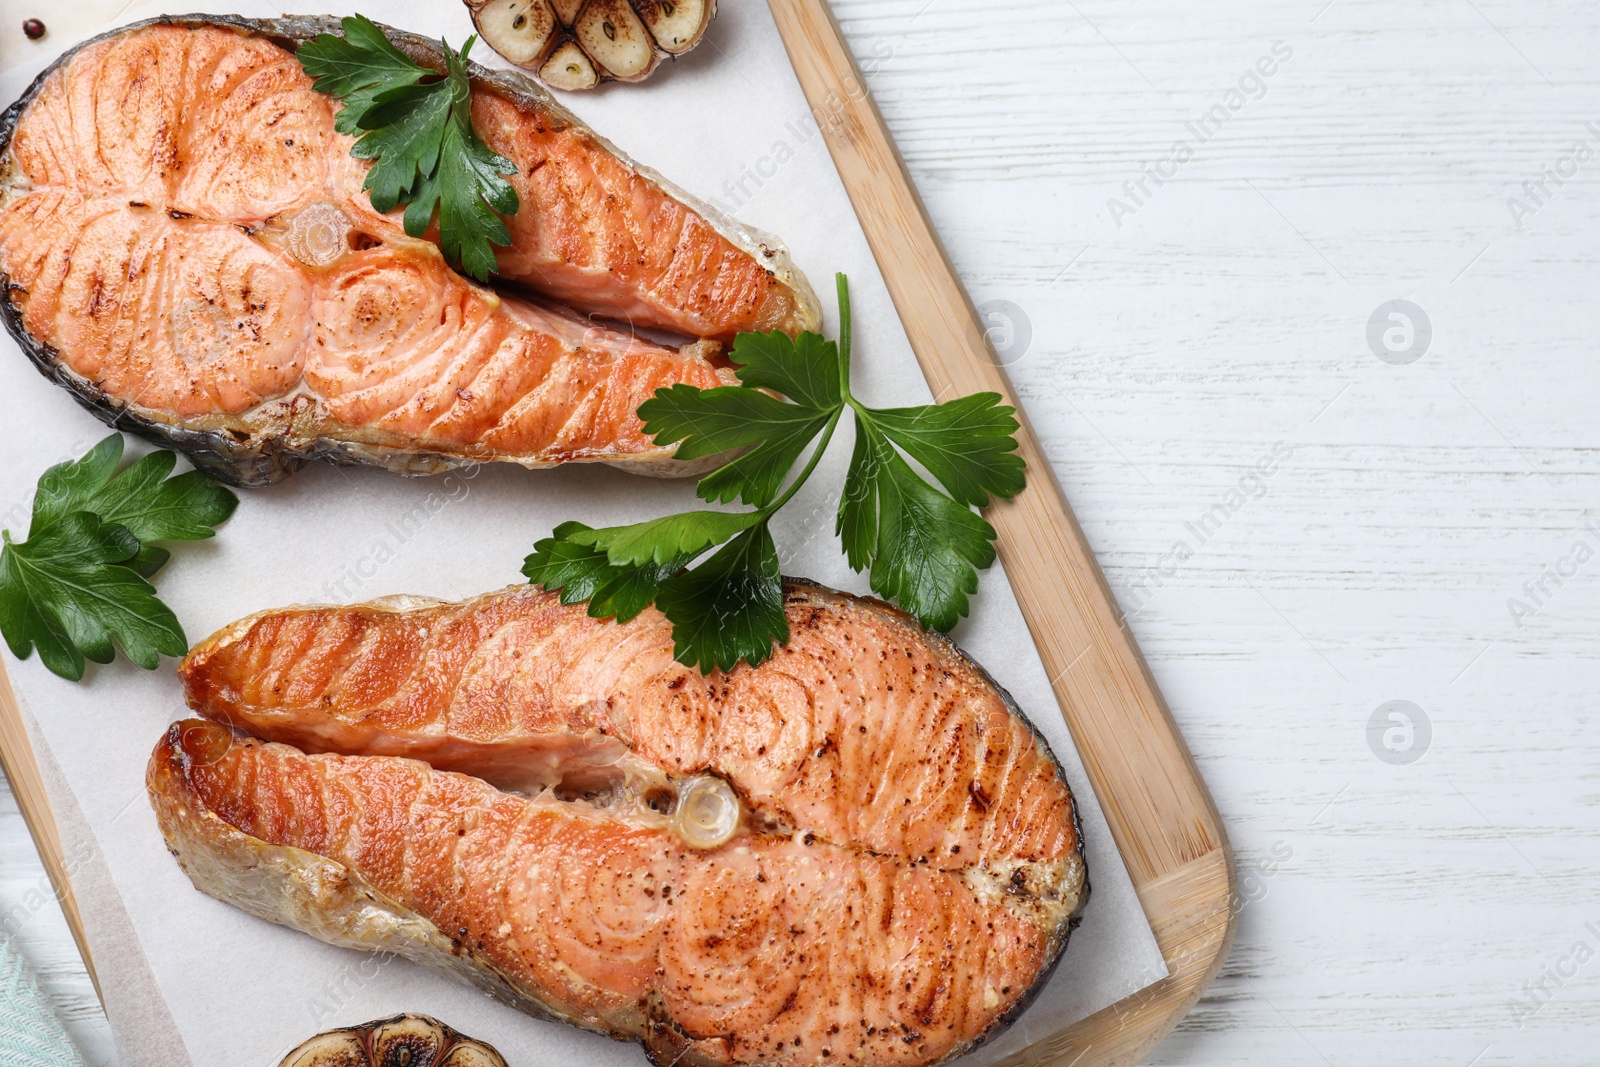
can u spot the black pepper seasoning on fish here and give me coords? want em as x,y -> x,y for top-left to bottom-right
153,581 -> 1091,1067
0,15 -> 819,489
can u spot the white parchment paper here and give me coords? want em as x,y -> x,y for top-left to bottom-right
0,3 -> 1168,1064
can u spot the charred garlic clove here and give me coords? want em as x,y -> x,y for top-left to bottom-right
438,1046 -> 508,1067
575,0 -> 656,81
370,1016 -> 448,1066
279,1015 -> 507,1067
280,1032 -> 365,1066
470,0 -> 556,66
540,39 -> 600,91
633,0 -> 713,54
465,0 -> 716,90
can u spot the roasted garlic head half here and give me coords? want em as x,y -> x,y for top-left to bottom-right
466,0 -> 716,90
279,1014 -> 507,1067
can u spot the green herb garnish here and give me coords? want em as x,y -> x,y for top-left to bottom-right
524,274 -> 1026,673
0,436 -> 237,680
297,14 -> 519,283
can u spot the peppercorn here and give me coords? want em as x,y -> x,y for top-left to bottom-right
23,19 -> 46,40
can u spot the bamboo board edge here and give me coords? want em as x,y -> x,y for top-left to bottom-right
0,664 -> 101,1001
0,3 -> 1235,1062
765,2 -> 1238,1063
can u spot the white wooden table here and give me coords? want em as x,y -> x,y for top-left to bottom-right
4,0 -> 1599,1063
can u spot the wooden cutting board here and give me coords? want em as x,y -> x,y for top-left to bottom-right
763,3 -> 1237,1064
0,3 -> 1235,1064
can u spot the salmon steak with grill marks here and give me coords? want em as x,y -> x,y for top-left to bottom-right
151,581 -> 1088,1067
0,16 -> 818,486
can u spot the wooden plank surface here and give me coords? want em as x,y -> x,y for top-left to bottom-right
766,3 -> 1235,1063
812,3 -> 1600,1064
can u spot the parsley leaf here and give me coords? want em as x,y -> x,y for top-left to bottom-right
418,96 -> 520,283
860,394 -> 1025,508
353,77 -> 454,214
523,514 -> 788,670
297,15 -> 519,282
0,436 -> 238,680
524,273 -> 1027,674
522,522 -> 681,623
291,13 -> 425,134
0,513 -> 184,679
851,424 -> 997,631
655,523 -> 787,673
640,385 -> 832,508
128,546 -> 171,579
570,511 -> 758,567
36,437 -> 237,547
728,330 -> 843,411
30,435 -> 120,527
639,331 -> 846,509
836,420 -> 882,573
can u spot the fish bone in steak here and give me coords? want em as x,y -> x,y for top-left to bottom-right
0,17 -> 817,485
152,580 -> 1088,1067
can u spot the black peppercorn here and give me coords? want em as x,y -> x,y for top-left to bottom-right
23,19 -> 46,40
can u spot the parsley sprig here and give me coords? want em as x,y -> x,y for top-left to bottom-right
0,437 -> 237,680
524,274 -> 1026,673
297,15 -> 519,282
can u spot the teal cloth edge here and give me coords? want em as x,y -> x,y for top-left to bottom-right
0,930 -> 90,1067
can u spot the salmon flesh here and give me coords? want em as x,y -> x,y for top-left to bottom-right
152,581 -> 1088,1067
0,17 -> 818,486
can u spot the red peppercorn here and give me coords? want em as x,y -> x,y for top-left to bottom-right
23,19 -> 46,40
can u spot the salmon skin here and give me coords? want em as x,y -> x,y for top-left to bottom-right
0,16 -> 819,486
155,580 -> 1088,1067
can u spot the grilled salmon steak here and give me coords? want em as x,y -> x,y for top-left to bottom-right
0,17 -> 818,486
153,581 -> 1088,1067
